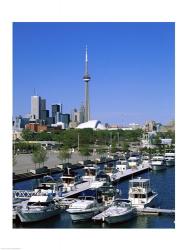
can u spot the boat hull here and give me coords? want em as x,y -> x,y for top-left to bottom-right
151,164 -> 166,171
68,207 -> 104,222
105,209 -> 136,224
130,193 -> 158,209
17,207 -> 62,223
166,160 -> 175,167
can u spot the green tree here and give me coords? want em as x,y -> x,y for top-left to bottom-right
21,129 -> 35,141
111,142 -> 117,154
97,147 -> 106,157
122,142 -> 129,152
79,146 -> 91,160
32,148 -> 48,168
58,148 -> 71,164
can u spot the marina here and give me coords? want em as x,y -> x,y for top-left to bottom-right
13,159 -> 175,228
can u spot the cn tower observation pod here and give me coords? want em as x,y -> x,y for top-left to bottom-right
76,120 -> 105,130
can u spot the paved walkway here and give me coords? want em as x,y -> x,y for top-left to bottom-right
13,151 -> 107,174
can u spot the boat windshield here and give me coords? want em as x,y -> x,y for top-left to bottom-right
113,200 -> 130,207
129,180 -> 150,189
78,196 -> 95,201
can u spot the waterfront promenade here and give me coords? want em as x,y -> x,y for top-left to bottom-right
13,150 -> 107,174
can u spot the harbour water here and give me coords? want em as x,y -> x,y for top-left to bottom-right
13,166 -> 175,229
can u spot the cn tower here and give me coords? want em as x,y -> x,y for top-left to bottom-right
83,45 -> 91,122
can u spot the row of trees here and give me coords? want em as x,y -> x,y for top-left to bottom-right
20,128 -> 143,148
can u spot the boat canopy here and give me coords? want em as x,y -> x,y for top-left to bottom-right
129,178 -> 150,188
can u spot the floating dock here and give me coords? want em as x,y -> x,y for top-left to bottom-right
137,207 -> 175,215
62,181 -> 92,198
13,165 -> 151,199
111,164 -> 150,184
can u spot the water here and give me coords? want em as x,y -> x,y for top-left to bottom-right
13,167 -> 175,229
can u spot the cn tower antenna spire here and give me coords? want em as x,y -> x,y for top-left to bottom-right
85,45 -> 88,75
83,45 -> 91,122
86,45 -> 88,62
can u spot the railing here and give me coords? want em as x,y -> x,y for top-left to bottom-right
13,190 -> 34,199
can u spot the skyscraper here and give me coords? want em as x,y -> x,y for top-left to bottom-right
31,95 -> 41,120
52,104 -> 61,120
83,46 -> 91,122
41,99 -> 46,110
71,108 -> 80,123
79,104 -> 85,123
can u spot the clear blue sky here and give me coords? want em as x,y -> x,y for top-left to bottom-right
13,22 -> 175,125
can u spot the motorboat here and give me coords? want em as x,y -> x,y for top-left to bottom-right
104,164 -> 118,181
128,156 -> 141,169
141,155 -> 150,167
151,155 -> 166,171
93,199 -> 136,224
55,197 -> 78,209
164,152 -> 175,167
98,182 -> 119,207
128,177 -> 157,209
82,164 -> 100,182
16,188 -> 62,223
115,159 -> 130,172
59,174 -> 82,192
67,196 -> 105,222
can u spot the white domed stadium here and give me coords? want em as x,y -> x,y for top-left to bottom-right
76,120 -> 105,130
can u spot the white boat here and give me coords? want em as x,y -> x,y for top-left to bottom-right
82,165 -> 100,182
56,197 -> 78,209
93,199 -> 136,224
16,188 -> 62,223
141,155 -> 150,167
98,182 -> 119,207
67,196 -> 105,222
115,160 -> 130,172
104,164 -> 118,181
164,153 -> 175,167
59,174 -> 82,192
128,156 -> 141,169
151,155 -> 166,171
128,177 -> 157,209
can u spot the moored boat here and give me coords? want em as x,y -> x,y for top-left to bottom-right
93,199 -> 136,224
164,153 -> 175,167
151,155 -> 166,171
67,196 -> 105,222
115,159 -> 130,172
128,177 -> 157,209
82,165 -> 100,182
16,188 -> 62,223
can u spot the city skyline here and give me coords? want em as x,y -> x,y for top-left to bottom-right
13,22 -> 175,125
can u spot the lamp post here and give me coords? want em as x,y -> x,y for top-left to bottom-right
78,133 -> 80,152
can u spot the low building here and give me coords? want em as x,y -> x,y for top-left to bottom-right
161,138 -> 172,145
76,120 -> 105,130
25,123 -> 47,132
51,122 -> 65,129
129,123 -> 142,130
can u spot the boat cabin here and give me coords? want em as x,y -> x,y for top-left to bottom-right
113,199 -> 132,208
129,178 -> 151,192
82,165 -> 100,181
116,160 -> 129,172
